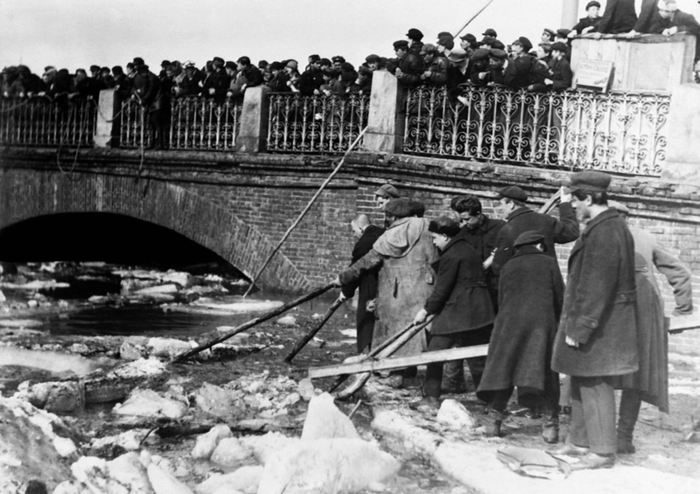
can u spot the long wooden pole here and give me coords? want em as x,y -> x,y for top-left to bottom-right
452,0 -> 495,39
242,127 -> 368,298
172,283 -> 334,362
284,296 -> 345,362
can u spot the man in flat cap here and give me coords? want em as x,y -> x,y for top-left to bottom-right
608,201 -> 693,454
390,40 -> 425,88
337,198 -> 438,388
528,42 -> 572,92
542,28 -> 556,42
406,28 -> 424,55
420,44 -> 449,86
339,214 -> 385,355
483,28 -> 498,38
492,185 -> 578,275
374,183 -> 401,209
551,171 -> 637,470
459,33 -> 479,56
411,216 -> 495,410
503,37 -> 534,89
570,1 -> 602,36
203,56 -> 231,102
478,230 -> 564,440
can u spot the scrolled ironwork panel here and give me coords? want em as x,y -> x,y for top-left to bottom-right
266,93 -> 369,154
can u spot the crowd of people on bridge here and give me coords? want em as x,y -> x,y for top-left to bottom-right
3,0 -> 700,107
334,170 -> 693,471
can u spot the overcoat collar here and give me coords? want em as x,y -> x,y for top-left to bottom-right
569,207 -> 618,259
507,206 -> 532,222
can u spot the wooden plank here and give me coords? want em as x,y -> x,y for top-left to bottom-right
308,344 -> 489,379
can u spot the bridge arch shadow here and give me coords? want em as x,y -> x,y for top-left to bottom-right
0,174 -> 309,292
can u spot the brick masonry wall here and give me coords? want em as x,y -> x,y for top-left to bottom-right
0,148 -> 699,354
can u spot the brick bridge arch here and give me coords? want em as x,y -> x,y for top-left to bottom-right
0,169 -> 311,291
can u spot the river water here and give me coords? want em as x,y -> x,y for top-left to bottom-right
0,261 -> 349,339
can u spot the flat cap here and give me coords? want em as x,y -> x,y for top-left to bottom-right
384,198 -> 412,218
212,56 -> 225,65
406,28 -> 424,41
447,48 -> 468,63
569,170 -> 611,192
551,41 -> 568,53
308,54 -> 321,62
429,216 -> 461,237
483,28 -> 498,38
516,36 -> 533,53
393,40 -> 410,50
586,0 -> 601,9
543,28 -> 556,38
460,33 -> 478,44
497,185 -> 528,202
556,28 -> 572,38
286,60 -> 298,69
365,54 -> 380,63
331,55 -> 346,63
480,36 -> 495,46
491,39 -> 506,50
420,43 -> 438,55
513,230 -> 545,248
375,183 -> 400,199
471,48 -> 491,62
489,48 -> 508,60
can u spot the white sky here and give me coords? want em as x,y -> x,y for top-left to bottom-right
1,0 -> 699,73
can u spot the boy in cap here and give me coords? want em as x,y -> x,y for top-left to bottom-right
420,44 -> 448,86
571,1 -> 602,36
391,40 -> 425,87
336,198 -> 438,389
412,216 -> 495,410
477,230 -> 564,440
551,171 -> 637,470
492,185 -> 578,274
374,183 -> 401,209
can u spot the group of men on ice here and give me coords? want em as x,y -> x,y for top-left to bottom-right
334,170 -> 693,470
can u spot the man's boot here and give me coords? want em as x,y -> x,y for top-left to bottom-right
483,409 -> 505,437
542,408 -> 560,444
617,389 -> 641,454
441,360 -> 467,394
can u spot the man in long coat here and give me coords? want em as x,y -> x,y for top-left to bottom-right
478,231 -> 564,440
492,185 -> 579,276
552,171 -> 638,470
337,198 -> 437,388
340,214 -> 385,354
412,217 -> 495,409
610,201 -> 693,454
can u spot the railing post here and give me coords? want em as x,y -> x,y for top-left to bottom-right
236,86 -> 270,153
661,83 -> 700,184
94,89 -> 118,148
363,70 -> 406,154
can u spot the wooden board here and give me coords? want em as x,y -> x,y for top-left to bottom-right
308,344 -> 489,379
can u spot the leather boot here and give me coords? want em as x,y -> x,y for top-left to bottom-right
441,360 -> 467,394
542,406 -> 560,444
617,389 -> 641,454
483,409 -> 505,437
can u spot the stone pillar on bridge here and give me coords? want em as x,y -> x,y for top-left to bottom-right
662,83 -> 700,185
362,70 -> 406,154
94,89 -> 118,148
236,85 -> 270,153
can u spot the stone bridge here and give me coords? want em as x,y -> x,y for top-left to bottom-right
1,35 -> 700,354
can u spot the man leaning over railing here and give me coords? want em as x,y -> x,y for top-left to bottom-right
526,42 -> 572,92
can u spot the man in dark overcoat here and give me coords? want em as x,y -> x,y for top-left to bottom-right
609,201 -> 694,454
339,214 -> 385,354
492,185 -> 578,275
477,231 -> 564,440
597,0 -> 638,33
551,171 -> 638,470
412,217 -> 495,410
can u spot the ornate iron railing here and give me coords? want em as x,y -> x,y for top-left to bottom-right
119,96 -> 243,150
0,96 -> 96,146
267,93 -> 369,153
403,85 -> 670,176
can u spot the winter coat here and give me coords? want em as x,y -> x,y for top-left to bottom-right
423,57 -> 449,86
552,208 -> 638,377
339,217 -> 437,357
598,0 -> 638,34
612,226 -> 694,412
424,236 -> 494,335
477,246 -> 564,395
550,57 -> 573,91
341,225 -> 385,353
634,0 -> 661,32
572,16 -> 601,34
503,56 -> 533,89
395,52 -> 425,88
456,215 -> 505,306
492,203 -> 579,275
